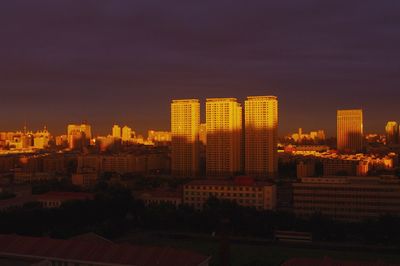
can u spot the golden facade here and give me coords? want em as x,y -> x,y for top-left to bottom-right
206,98 -> 242,177
183,177 -> 276,210
337,109 -> 363,153
245,96 -> 278,178
171,99 -> 200,177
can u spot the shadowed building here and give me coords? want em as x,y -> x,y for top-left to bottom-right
337,109 -> 363,153
171,99 -> 200,177
206,98 -> 242,177
183,176 -> 276,210
385,121 -> 399,145
293,176 -> 400,222
245,96 -> 278,178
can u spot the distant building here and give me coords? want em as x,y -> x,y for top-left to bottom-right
122,125 -> 134,142
337,109 -> 363,153
147,130 -> 172,145
72,172 -> 99,187
293,176 -> 400,221
95,135 -> 115,152
290,128 -> 326,144
77,154 -> 170,176
183,176 -> 276,210
206,98 -> 242,177
33,127 -> 50,149
245,96 -> 278,178
322,158 -> 358,176
43,155 -> 65,174
112,124 -> 121,139
171,99 -> 200,177
357,160 -> 369,176
14,172 -> 54,184
55,135 -> 68,147
36,192 -> 94,208
67,123 -> 92,150
135,189 -> 182,207
77,155 -> 102,173
0,127 -> 51,151
296,160 -> 315,178
102,155 -> 133,174
385,121 -> 399,145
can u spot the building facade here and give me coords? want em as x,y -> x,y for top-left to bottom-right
244,96 -> 278,178
293,176 -> 400,221
122,126 -> 133,142
171,99 -> 200,177
67,123 -> 92,150
337,109 -> 363,153
183,177 -> 276,210
206,98 -> 242,177
112,124 -> 122,139
385,121 -> 399,145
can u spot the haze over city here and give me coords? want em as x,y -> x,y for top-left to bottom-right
1,1 -> 400,136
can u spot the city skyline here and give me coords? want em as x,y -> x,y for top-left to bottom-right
1,2 -> 400,264
0,97 -> 397,138
1,1 -> 400,136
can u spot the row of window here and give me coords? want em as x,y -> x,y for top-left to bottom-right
296,207 -> 398,213
294,187 -> 398,192
185,191 -> 264,198
185,186 -> 262,191
295,200 -> 400,207
294,193 -> 400,199
185,197 -> 263,205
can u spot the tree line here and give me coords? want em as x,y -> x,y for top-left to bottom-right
0,182 -> 399,246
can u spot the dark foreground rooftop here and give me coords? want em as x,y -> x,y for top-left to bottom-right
0,234 -> 210,266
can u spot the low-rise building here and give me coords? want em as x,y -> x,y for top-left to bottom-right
183,176 -> 276,210
296,160 -> 315,178
13,171 -> 54,184
36,192 -> 94,208
293,176 -> 400,221
322,158 -> 358,176
135,189 -> 182,207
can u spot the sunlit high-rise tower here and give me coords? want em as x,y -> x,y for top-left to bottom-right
385,121 -> 399,145
337,109 -> 364,153
245,96 -> 278,178
206,98 -> 242,177
171,99 -> 200,177
112,124 -> 121,139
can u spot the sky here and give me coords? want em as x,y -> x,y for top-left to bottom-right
0,1 -> 400,137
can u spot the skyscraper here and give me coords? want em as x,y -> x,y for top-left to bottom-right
385,121 -> 399,145
337,109 -> 364,153
206,98 -> 242,177
171,99 -> 200,177
245,96 -> 278,178
112,124 -> 121,139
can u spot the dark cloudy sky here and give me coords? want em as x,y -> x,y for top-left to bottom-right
1,1 -> 399,136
